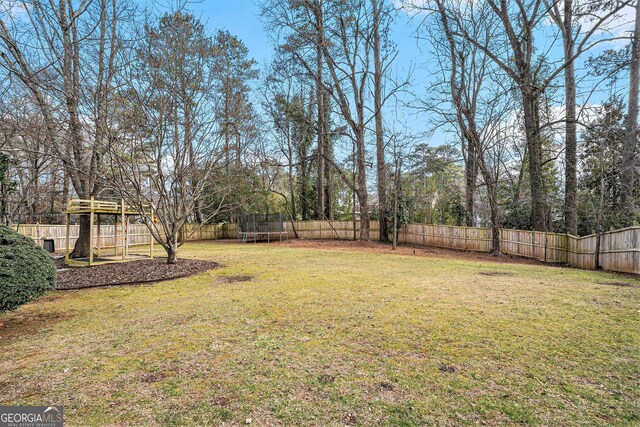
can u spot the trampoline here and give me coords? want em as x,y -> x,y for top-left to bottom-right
238,213 -> 289,243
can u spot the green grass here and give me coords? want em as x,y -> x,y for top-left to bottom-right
1,241 -> 639,426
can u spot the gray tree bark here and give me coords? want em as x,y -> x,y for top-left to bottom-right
315,2 -> 325,219
373,0 -> 389,242
621,1 -> 640,225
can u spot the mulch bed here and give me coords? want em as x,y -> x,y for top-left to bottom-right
54,257 -> 219,290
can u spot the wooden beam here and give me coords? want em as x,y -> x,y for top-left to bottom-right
65,213 -> 70,264
89,196 -> 95,266
149,205 -> 154,259
121,199 -> 126,260
97,214 -> 101,257
114,215 -> 118,257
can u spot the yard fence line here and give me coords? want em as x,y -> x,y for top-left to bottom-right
14,221 -> 640,275
14,222 -> 234,252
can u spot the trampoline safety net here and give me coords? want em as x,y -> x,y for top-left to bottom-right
238,214 -> 288,243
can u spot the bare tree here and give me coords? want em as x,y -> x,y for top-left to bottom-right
546,0 -> 578,234
262,0 -> 376,239
109,11 -> 229,263
546,0 -> 632,233
314,1 -> 326,219
429,0 -> 511,253
213,30 -> 259,175
412,0 -> 632,231
372,0 -> 398,242
621,1 -> 640,224
320,0 -> 374,239
0,0 -> 127,256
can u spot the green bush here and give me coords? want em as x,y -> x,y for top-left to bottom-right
0,225 -> 56,312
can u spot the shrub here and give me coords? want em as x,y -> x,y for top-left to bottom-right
0,225 -> 56,312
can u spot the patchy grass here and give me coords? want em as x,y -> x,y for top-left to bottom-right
1,241 -> 639,426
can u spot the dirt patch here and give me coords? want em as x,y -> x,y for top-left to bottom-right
343,413 -> 357,425
438,364 -> 456,373
217,275 -> 253,284
56,258 -> 219,290
477,271 -> 514,277
597,281 -> 636,288
139,371 -> 169,384
266,239 -> 550,267
318,374 -> 335,384
0,310 -> 74,342
378,381 -> 395,391
210,396 -> 231,407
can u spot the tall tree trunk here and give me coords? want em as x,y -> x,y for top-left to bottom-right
323,90 -> 334,220
62,168 -> 69,208
236,132 -> 241,168
373,0 -> 389,242
224,94 -> 230,172
392,166 -> 399,249
300,165 -> 309,220
621,1 -> 640,225
521,86 -> 546,231
562,0 -> 578,235
477,155 -> 500,254
287,126 -> 297,220
167,238 -> 178,264
356,128 -> 369,241
595,152 -> 606,269
465,137 -> 477,227
315,5 -> 325,219
489,188 -> 500,254
74,214 -> 92,259
59,0 -> 94,258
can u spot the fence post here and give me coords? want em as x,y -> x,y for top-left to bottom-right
464,227 -> 468,250
89,196 -> 95,266
149,206 -> 154,259
634,228 -> 640,274
121,199 -> 126,260
65,215 -> 70,264
114,216 -> 119,257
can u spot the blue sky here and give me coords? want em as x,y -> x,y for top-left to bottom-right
190,0 -> 432,141
190,0 -> 423,87
187,0 -> 633,148
190,1 -> 274,67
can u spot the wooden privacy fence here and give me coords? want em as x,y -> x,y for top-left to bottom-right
15,223 -> 234,251
16,221 -> 640,275
214,221 -> 640,274
287,221 -> 639,274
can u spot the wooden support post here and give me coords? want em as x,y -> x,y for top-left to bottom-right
121,199 -> 126,260
114,215 -> 119,257
149,206 -> 154,259
89,196 -> 95,266
65,213 -> 70,264
125,216 -> 129,256
97,214 -> 101,257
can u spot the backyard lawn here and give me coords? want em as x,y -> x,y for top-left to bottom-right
1,241 -> 639,426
